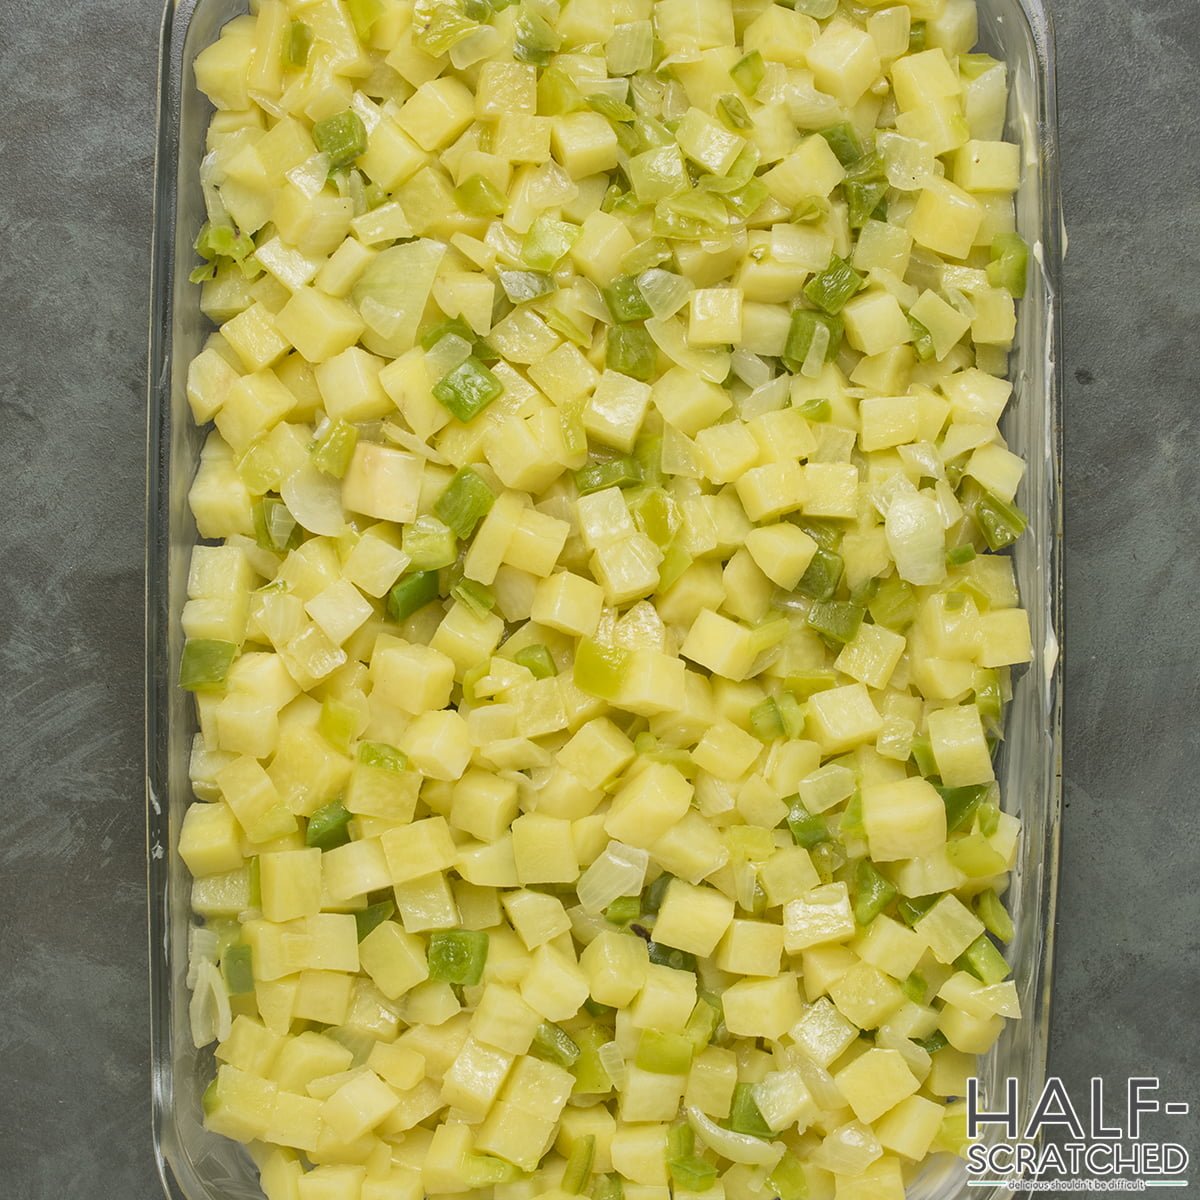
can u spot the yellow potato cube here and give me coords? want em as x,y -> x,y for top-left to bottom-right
791,996 -> 859,1068
313,345 -> 391,423
520,944 -> 590,1021
695,421 -> 760,485
977,608 -> 1033,668
652,880 -> 735,956
805,17 -> 882,105
721,974 -> 804,1039
218,756 -> 297,843
759,845 -> 821,908
861,776 -> 947,862
741,523 -> 815,590
441,1037 -> 514,1120
604,762 -> 693,847
692,720 -> 762,782
835,623 -> 907,690
908,179 -> 984,260
874,1094 -> 946,1161
558,717 -> 636,790
571,210 -> 637,286
927,704 -> 994,787
493,113 -> 552,164
342,443 -> 423,524
680,609 -> 759,681
512,812 -> 580,884
735,461 -> 808,522
855,914 -> 926,981
688,288 -> 743,347
783,882 -> 856,952
213,369 -> 295,454
611,1124 -> 670,1186
358,921 -> 430,999
953,139 -> 1021,193
221,301 -> 290,373
585,371 -> 653,452
531,571 -> 605,637
476,60 -> 537,116
803,462 -> 859,519
274,287 -> 364,364
833,1156 -> 906,1200
381,817 -> 458,884
552,111 -> 620,178
859,394 -> 920,452
620,1067 -> 687,1123
652,367 -> 731,437
475,1101 -> 557,1171
909,289 -> 971,361
827,961 -> 906,1029
371,639 -> 454,715
581,929 -> 650,1007
715,920 -> 785,976
685,1045 -> 738,1117
430,602 -> 506,677
178,802 -> 244,877
630,962 -> 697,1031
806,683 -> 883,754
259,848 -> 322,922
842,290 -> 912,357
398,705 -> 468,782
914,894 -> 985,964
834,1048 -> 919,1124
471,984 -> 542,1055
763,134 -> 846,205
397,78 -> 475,151
322,1069 -> 398,1143
939,1003 -> 1005,1054
451,769 -> 520,842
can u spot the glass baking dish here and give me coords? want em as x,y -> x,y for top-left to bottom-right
145,1 -> 1063,1195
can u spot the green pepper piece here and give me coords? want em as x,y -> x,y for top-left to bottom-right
433,356 -> 504,422
533,1020 -> 582,1067
728,1082 -> 772,1138
179,639 -> 237,692
306,799 -> 353,850
853,858 -> 898,925
222,943 -> 254,994
427,929 -> 489,985
786,798 -> 831,849
515,644 -> 557,679
354,899 -> 395,942
312,110 -> 367,168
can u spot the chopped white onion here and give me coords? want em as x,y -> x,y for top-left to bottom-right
686,1107 -> 786,1166
646,317 -> 730,382
576,841 -> 650,913
598,1041 -> 627,1088
282,463 -> 346,536
885,489 -> 947,586
637,269 -> 692,320
189,958 -> 231,1049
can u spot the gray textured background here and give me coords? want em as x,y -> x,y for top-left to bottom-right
0,0 -> 1196,1194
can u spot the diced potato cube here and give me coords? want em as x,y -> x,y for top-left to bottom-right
342,443 -> 423,523
520,944 -> 590,1021
783,882 -> 856,952
791,996 -> 859,1068
908,179 -> 984,260
861,776 -> 947,862
914,894 -> 985,964
953,139 -> 1021,193
358,921 -> 430,999
314,346 -> 391,423
834,1048 -> 919,1124
680,609 -> 759,681
652,880 -> 735,956
874,1094 -> 946,1161
585,371 -> 653,452
716,919 -> 785,976
652,367 -> 731,437
531,571 -> 605,637
688,288 -> 743,347
178,802 -> 243,877
381,817 -> 458,884
735,461 -> 808,522
927,704 -> 994,787
763,134 -> 846,205
806,683 -> 883,754
721,974 -> 804,1039
512,812 -> 579,884
275,287 -> 364,364
372,639 -> 455,715
322,1069 -> 398,1142
805,17 -> 882,105
605,762 -> 693,847
397,78 -> 475,151
552,111 -> 620,178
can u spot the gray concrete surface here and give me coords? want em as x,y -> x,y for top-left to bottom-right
0,0 -> 1196,1195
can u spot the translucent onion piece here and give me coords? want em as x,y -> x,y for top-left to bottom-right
576,841 -> 650,913
286,152 -> 333,199
637,269 -> 691,320
424,332 -> 474,380
731,348 -> 772,390
738,375 -> 788,421
686,1107 -> 786,1166
885,489 -> 947,586
811,1121 -> 883,1177
282,462 -> 346,536
189,959 -> 232,1049
186,925 -> 220,990
382,421 -> 451,465
450,22 -> 501,68
598,1041 -> 627,1088
801,321 -> 830,378
646,317 -> 729,382
877,132 -> 935,191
